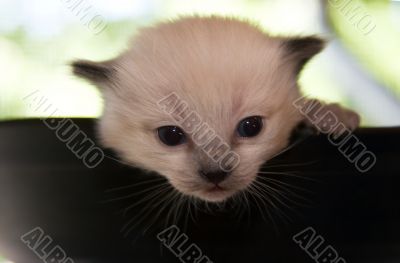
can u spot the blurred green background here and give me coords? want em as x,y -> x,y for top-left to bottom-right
1,0 -> 400,261
1,0 -> 400,127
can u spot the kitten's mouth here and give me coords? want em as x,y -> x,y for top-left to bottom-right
207,185 -> 224,192
196,185 -> 235,202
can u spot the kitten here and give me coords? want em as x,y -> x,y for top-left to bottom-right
72,16 -> 360,203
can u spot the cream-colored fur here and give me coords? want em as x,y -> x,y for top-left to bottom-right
73,16 -> 359,202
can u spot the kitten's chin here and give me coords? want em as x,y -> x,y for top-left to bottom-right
195,187 -> 236,203
169,174 -> 256,203
167,179 -> 236,203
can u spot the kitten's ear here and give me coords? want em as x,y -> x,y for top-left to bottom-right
71,59 -> 116,85
281,36 -> 326,75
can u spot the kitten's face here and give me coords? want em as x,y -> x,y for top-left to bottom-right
73,17 -> 324,202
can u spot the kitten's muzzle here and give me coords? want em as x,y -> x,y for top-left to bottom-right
199,170 -> 230,185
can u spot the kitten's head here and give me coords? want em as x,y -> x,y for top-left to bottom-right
73,17 -> 324,203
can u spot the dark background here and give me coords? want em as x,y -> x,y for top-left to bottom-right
0,119 -> 399,263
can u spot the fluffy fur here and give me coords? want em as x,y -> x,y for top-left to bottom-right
72,16 -> 359,202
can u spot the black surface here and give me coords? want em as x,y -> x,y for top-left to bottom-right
0,119 -> 399,263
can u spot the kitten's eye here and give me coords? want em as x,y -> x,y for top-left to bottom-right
236,116 -> 263,138
157,126 -> 186,146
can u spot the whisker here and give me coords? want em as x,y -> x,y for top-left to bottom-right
122,184 -> 171,216
242,189 -> 253,223
255,179 -> 309,209
104,154 -> 134,167
182,197 -> 192,233
187,196 -> 198,225
104,177 -> 165,193
252,181 -> 293,224
100,182 -> 169,204
164,191 -> 182,228
256,178 -> 312,222
259,193 -> 281,234
258,171 -> 319,182
269,134 -> 311,160
248,184 -> 277,231
142,190 -> 180,234
262,160 -> 318,169
173,193 -> 185,225
258,175 -> 314,194
122,190 -> 175,237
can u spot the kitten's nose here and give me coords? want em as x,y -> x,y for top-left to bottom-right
199,170 -> 229,185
